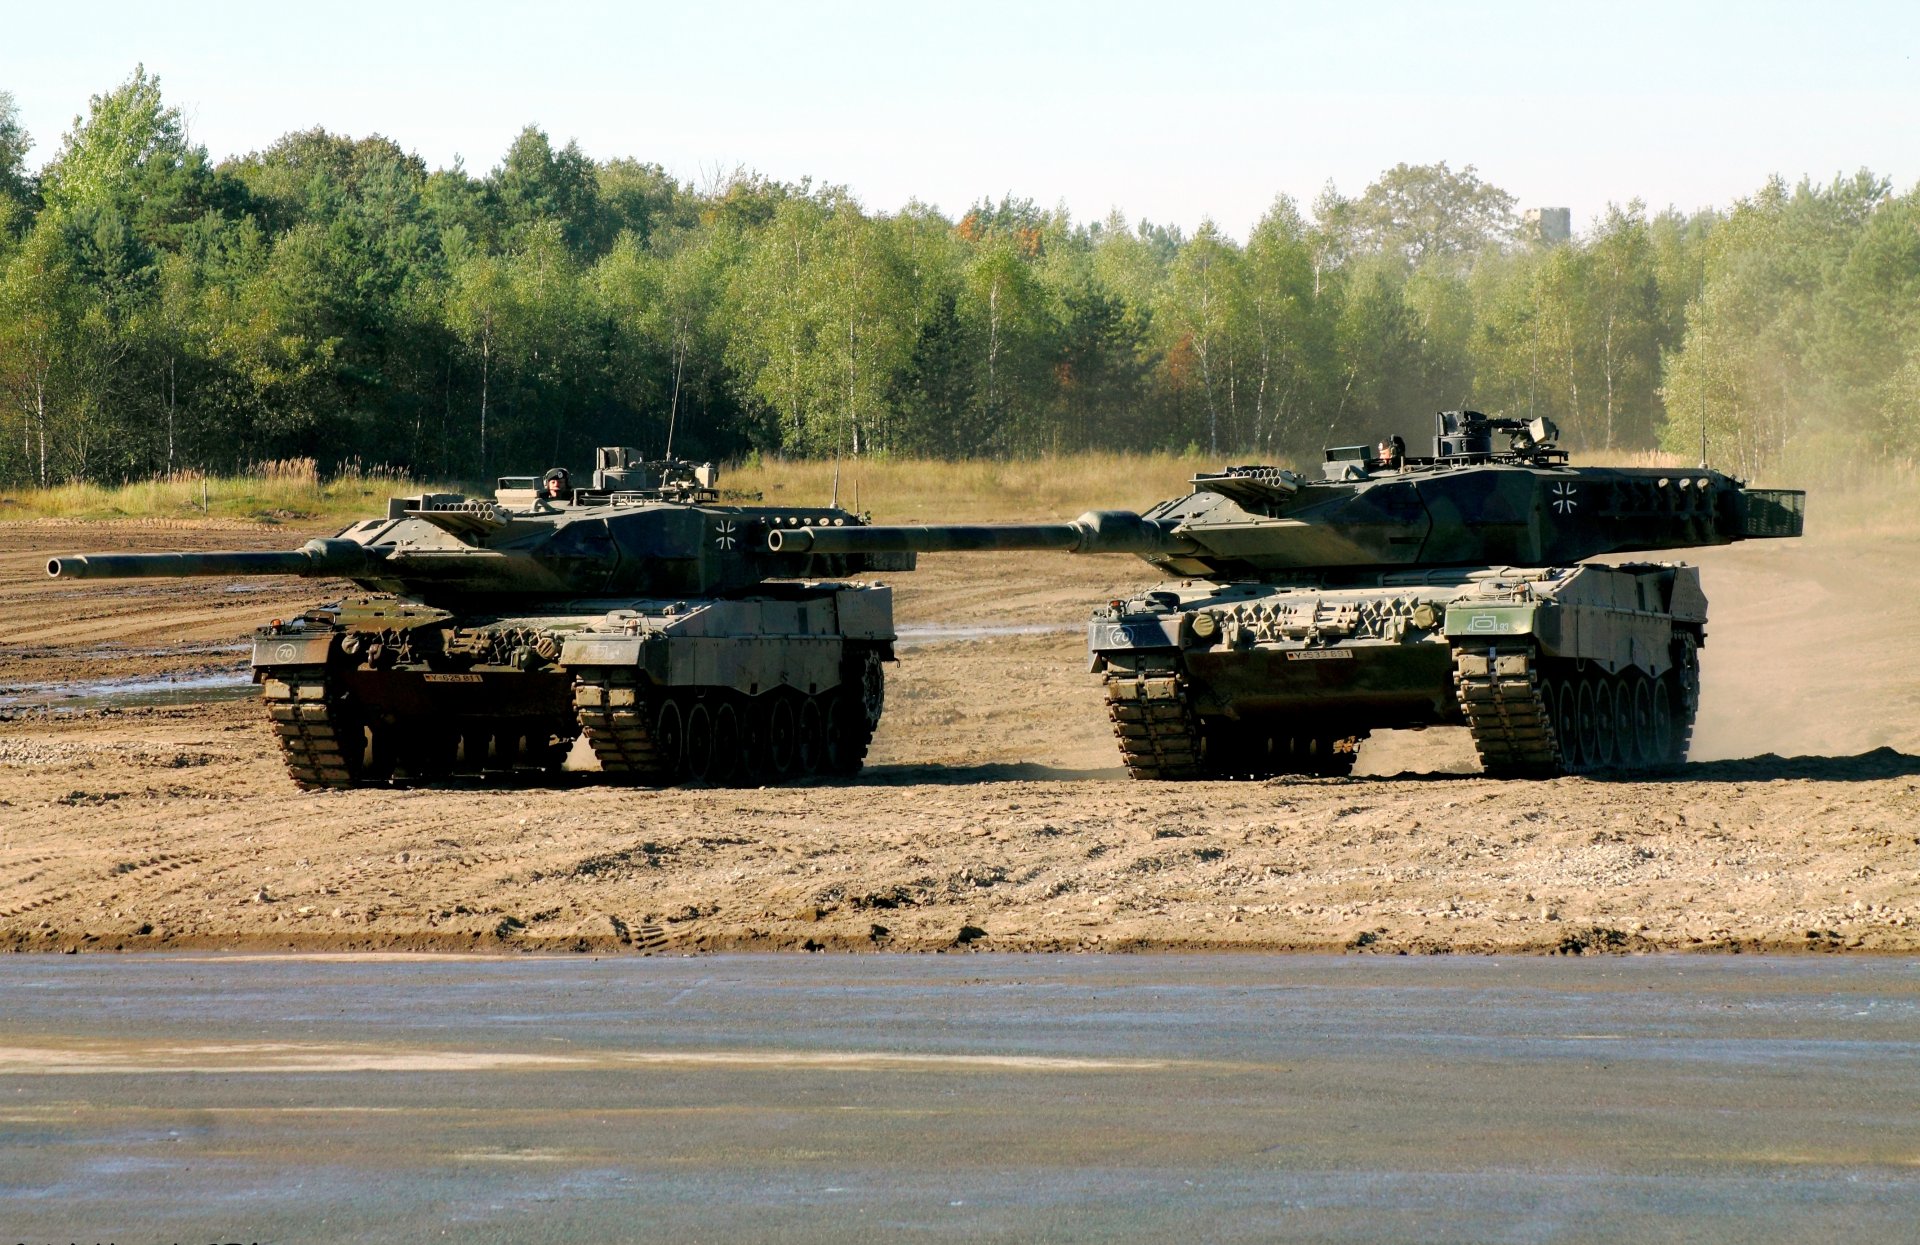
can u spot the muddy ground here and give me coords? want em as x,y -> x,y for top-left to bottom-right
1,500 -> 1917,956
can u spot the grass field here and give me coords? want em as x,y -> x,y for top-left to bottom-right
0,452 -> 1213,526
0,459 -> 430,525
728,451 -> 1210,523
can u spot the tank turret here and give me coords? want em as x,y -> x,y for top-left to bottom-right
50,459 -> 911,607
46,449 -> 916,791
770,412 -> 1804,575
773,411 -> 1806,781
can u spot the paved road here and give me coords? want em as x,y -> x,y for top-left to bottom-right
2,954 -> 1917,1243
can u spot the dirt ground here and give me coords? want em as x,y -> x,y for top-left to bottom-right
1,494 -> 1917,957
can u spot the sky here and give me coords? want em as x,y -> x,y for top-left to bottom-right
5,0 -> 1917,238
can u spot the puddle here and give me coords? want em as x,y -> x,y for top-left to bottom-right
8,641 -> 247,664
0,669 -> 258,713
895,623 -> 1077,649
0,625 -> 1078,710
71,641 -> 247,661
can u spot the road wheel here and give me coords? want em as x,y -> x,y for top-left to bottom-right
400,727 -> 457,779
709,701 -> 742,786
739,698 -> 770,784
1575,678 -> 1600,768
824,690 -> 873,777
344,718 -> 396,781
652,698 -> 685,783
457,728 -> 492,773
1611,676 -> 1638,768
1590,677 -> 1616,769
1553,678 -> 1580,770
766,695 -> 797,778
1650,679 -> 1676,765
683,700 -> 714,784
796,697 -> 825,776
1625,674 -> 1654,770
822,695 -> 851,775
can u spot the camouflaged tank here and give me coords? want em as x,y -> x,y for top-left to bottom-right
47,449 -> 915,789
769,412 -> 1806,779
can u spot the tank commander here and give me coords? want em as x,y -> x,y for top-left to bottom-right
1371,435 -> 1406,471
542,468 -> 573,503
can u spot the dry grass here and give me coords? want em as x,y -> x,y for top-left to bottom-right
728,451 -> 1212,523
0,453 -> 1204,526
0,460 -> 432,524
0,452 -> 1206,526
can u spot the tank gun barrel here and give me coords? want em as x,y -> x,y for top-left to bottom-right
768,510 -> 1194,557
47,539 -> 384,581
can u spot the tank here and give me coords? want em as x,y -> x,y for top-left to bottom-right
769,412 -> 1807,778
47,448 -> 916,789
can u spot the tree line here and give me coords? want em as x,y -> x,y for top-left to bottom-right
1,68 -> 1915,490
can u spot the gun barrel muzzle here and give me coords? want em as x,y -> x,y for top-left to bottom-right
47,539 -> 378,581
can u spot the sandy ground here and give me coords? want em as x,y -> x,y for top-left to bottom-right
1,497 -> 1917,956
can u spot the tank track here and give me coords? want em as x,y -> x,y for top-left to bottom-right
574,668 -> 676,783
1103,656 -> 1361,780
1453,635 -> 1701,777
262,667 -> 576,790
838,647 -> 883,776
574,649 -> 881,787
1452,644 -> 1562,777
261,668 -> 358,790
1103,657 -> 1206,780
1671,632 -> 1700,763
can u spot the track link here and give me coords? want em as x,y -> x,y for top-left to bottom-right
1671,632 -> 1700,764
1453,643 -> 1563,777
1104,659 -> 1206,780
831,648 -> 883,777
573,668 -> 677,784
261,668 -> 359,790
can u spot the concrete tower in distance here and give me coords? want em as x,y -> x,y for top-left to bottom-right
1523,208 -> 1572,245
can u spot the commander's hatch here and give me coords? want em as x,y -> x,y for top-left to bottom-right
493,475 -> 541,510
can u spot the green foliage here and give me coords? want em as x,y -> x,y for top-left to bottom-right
1,71 -> 1914,488
0,90 -> 33,218
1659,173 -> 1915,476
1352,162 -> 1517,266
41,66 -> 186,213
492,127 -> 601,254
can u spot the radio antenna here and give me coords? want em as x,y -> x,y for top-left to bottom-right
663,350 -> 685,461
1698,391 -> 1708,469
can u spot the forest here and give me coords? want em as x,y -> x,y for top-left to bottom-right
1,67 -> 1917,490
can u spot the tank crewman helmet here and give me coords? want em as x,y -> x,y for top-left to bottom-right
542,468 -> 573,501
